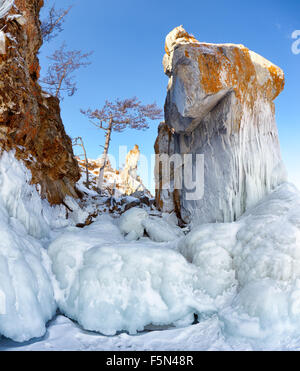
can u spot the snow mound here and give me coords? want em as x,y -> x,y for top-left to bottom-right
119,207 -> 184,242
119,207 -> 149,241
142,217 -> 184,242
180,183 -> 300,339
48,216 -> 215,335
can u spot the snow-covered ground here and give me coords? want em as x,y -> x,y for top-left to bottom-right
2,315 -> 300,351
2,151 -> 300,350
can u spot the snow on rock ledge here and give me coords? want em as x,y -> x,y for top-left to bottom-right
156,26 -> 286,224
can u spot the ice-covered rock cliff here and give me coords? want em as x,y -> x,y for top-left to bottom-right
155,26 -> 286,224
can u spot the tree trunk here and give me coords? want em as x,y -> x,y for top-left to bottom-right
97,118 -> 113,190
55,70 -> 66,98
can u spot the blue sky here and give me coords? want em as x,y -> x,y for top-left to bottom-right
39,0 -> 300,190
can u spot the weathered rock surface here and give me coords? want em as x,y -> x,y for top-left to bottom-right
77,145 -> 150,198
156,26 -> 286,224
0,0 -> 80,204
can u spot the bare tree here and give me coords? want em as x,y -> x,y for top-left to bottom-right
81,97 -> 163,190
72,137 -> 90,189
41,3 -> 73,43
40,43 -> 92,99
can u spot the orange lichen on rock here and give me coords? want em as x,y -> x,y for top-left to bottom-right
195,42 -> 282,110
197,49 -> 224,95
267,64 -> 285,100
164,26 -> 284,114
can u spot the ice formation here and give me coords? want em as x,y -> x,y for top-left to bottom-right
1,148 -> 300,346
0,152 -> 58,342
142,217 -> 184,242
180,182 -> 300,339
119,207 -> 184,242
119,207 -> 149,240
48,215 -> 214,336
47,182 -> 300,340
0,151 -> 88,342
0,0 -> 13,19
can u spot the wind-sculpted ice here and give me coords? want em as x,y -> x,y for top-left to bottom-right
48,215 -> 214,336
119,207 -> 184,242
0,152 -> 57,342
2,150 -> 300,345
0,151 -> 86,342
180,182 -> 300,339
48,183 -> 300,340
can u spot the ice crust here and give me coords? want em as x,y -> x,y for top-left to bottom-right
0,152 -> 58,342
0,152 -> 86,342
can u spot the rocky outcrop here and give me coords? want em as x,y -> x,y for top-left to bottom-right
77,145 -> 150,197
0,0 -> 80,204
120,145 -> 145,196
156,26 -> 286,224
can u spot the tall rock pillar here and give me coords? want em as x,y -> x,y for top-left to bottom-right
155,26 -> 286,224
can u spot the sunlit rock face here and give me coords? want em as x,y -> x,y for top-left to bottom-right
77,145 -> 150,197
0,0 -> 80,204
120,145 -> 143,196
155,26 -> 286,224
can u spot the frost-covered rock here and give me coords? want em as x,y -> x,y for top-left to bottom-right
156,26 -> 286,224
142,217 -> 184,242
119,207 -> 149,240
180,182 -> 300,338
119,207 -> 184,242
48,216 -> 214,336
